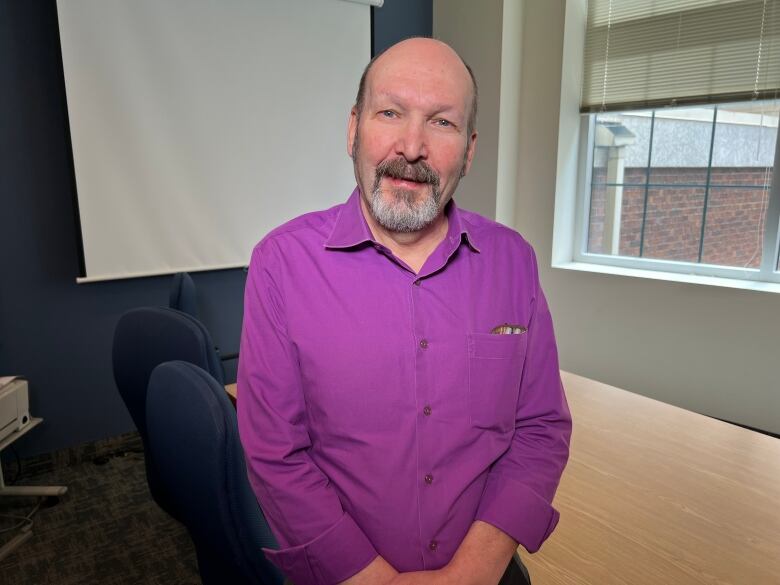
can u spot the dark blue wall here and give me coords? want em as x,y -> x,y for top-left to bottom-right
0,0 -> 431,457
373,0 -> 433,55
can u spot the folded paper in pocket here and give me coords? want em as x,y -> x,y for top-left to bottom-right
490,323 -> 528,335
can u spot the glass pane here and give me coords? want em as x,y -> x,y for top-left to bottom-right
711,101 -> 778,186
649,107 -> 714,186
592,112 -> 652,185
704,102 -> 776,268
641,187 -> 706,263
701,186 -> 768,268
587,184 -> 644,257
589,113 -> 652,257
588,183 -> 607,254
618,185 -> 645,257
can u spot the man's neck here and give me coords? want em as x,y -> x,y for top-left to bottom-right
359,197 -> 449,274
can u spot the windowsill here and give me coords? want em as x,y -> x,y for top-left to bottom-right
552,260 -> 780,295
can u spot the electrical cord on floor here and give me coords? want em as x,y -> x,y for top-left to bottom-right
0,498 -> 43,535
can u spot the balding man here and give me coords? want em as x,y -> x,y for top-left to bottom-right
237,38 -> 571,585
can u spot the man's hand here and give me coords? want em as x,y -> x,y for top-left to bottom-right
338,521 -> 516,585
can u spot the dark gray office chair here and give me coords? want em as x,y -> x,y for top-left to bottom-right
112,306 -> 224,518
146,360 -> 284,585
169,272 -> 239,376
169,271 -> 200,319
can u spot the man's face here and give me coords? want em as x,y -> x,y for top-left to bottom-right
347,39 -> 477,233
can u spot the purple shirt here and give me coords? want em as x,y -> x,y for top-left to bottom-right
237,188 -> 571,585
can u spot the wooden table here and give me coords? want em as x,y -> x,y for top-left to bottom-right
523,371 -> 780,585
225,383 -> 237,405
227,374 -> 780,584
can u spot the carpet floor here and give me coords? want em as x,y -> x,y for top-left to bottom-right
0,433 -> 200,585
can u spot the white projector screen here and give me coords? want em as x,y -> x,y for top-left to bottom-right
57,0 -> 370,282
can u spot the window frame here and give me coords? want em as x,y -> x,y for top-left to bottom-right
571,109 -> 780,286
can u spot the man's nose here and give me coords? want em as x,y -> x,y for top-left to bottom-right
395,120 -> 427,162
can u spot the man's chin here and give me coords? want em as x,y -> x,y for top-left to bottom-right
379,183 -> 434,205
369,190 -> 441,233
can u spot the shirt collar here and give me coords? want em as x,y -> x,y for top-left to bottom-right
325,187 -> 481,253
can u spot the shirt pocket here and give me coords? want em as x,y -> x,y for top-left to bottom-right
467,332 -> 528,433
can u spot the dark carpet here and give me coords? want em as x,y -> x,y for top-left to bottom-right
0,433 -> 200,585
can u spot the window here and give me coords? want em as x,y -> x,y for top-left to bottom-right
566,0 -> 780,286
578,101 -> 780,281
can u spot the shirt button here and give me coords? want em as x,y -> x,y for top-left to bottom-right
413,280 -> 421,286
424,474 -> 434,484
419,339 -> 429,349
423,405 -> 432,416
429,540 -> 438,551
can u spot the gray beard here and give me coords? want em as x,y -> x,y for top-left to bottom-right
369,185 -> 442,233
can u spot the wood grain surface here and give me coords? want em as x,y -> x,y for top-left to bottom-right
522,372 -> 780,585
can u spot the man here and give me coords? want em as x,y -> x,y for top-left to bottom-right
237,38 -> 571,585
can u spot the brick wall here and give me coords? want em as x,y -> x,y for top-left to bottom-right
588,167 -> 770,268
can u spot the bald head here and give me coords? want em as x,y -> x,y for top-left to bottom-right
354,38 -> 478,137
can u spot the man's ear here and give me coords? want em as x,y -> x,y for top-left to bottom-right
347,106 -> 359,158
461,131 -> 478,177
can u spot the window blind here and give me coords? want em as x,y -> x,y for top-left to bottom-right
581,0 -> 780,112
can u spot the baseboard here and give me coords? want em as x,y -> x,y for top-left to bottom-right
1,432 -> 143,480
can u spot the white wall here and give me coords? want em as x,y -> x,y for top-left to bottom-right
435,0 -> 780,434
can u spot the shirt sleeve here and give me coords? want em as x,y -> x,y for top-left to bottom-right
474,246 -> 572,553
237,240 -> 378,585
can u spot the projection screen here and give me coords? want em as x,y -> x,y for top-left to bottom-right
57,0 -> 370,282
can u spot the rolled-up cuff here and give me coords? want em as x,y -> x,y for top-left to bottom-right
475,474 -> 559,553
263,512 -> 378,585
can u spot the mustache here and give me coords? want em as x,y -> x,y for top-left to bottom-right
375,158 -> 440,187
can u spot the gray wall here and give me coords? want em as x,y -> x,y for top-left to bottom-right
433,0 -> 503,220
0,0 -> 432,457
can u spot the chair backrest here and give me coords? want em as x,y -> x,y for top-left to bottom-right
146,361 -> 284,585
169,272 -> 199,318
112,306 -> 224,514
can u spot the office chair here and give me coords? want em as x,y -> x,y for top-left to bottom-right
112,306 -> 224,517
146,361 -> 284,585
169,272 -> 200,319
169,272 -> 239,374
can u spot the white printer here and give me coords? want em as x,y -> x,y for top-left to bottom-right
0,377 -> 30,443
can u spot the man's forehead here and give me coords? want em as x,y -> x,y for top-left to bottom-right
370,39 -> 470,86
365,43 -> 472,108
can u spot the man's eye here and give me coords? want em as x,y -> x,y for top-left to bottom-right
380,110 -> 397,118
434,118 -> 452,127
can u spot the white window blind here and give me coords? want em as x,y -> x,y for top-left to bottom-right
582,0 -> 780,112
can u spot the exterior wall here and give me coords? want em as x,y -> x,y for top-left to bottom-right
589,167 -> 770,267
